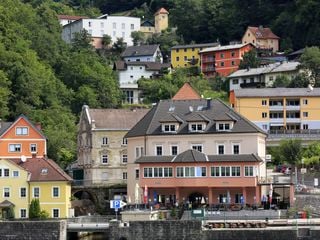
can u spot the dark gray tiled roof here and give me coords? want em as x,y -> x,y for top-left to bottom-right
186,113 -> 210,122
0,121 -> 13,136
234,88 -> 320,98
159,114 -> 183,123
135,151 -> 262,163
126,99 -> 265,138
121,45 -> 160,57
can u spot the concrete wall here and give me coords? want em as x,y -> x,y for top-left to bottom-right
0,221 -> 66,240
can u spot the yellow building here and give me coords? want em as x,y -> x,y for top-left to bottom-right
0,157 -> 72,219
171,43 -> 219,68
140,8 -> 169,37
230,88 -> 320,135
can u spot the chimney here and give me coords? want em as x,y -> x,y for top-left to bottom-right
206,98 -> 212,109
35,122 -> 42,130
91,119 -> 96,129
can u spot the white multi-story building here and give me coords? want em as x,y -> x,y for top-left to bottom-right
62,15 -> 141,48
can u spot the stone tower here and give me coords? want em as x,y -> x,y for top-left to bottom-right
154,8 -> 169,33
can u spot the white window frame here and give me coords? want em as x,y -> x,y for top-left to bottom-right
210,166 -> 220,177
135,146 -> 144,158
33,187 -> 40,198
122,138 -> 128,145
52,186 -> 60,198
4,168 -> 9,177
262,100 -> 267,106
175,166 -> 206,178
155,145 -> 163,156
189,123 -> 205,132
232,143 -> 240,155
191,144 -> 203,153
303,112 -> 308,118
244,166 -> 255,177
20,209 -> 27,218
170,145 -> 179,156
122,154 -> 128,164
52,208 -> 60,218
217,144 -> 225,155
9,144 -> 21,152
20,187 -> 27,198
163,124 -> 177,132
16,127 -> 28,135
30,143 -> 37,153
302,99 -> 308,105
3,187 -> 10,198
101,154 -> 108,164
217,122 -> 232,131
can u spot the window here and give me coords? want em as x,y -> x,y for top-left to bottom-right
262,124 -> 268,130
262,112 -> 267,118
232,79 -> 239,85
131,24 -> 134,30
33,187 -> 40,198
218,145 -> 224,155
100,22 -> 104,28
244,166 -> 254,176
231,166 -> 241,176
176,166 -> 206,177
302,99 -> 308,105
184,56 -> 187,61
211,167 -> 220,177
102,137 -> 108,145
113,22 -> 116,29
163,124 -> 176,132
124,90 -> 134,104
190,123 -> 204,132
233,144 -> 240,154
221,166 -> 230,176
30,144 -> 37,153
217,123 -> 231,131
171,146 -> 178,156
9,144 -> 21,152
16,127 -> 28,135
52,187 -> 59,198
20,187 -> 26,198
303,112 -> 308,117
303,124 -> 309,130
122,154 -> 128,164
3,187 -> 10,197
262,100 -> 267,106
122,23 -> 125,29
4,169 -> 9,177
20,209 -> 27,218
123,172 -> 127,180
135,169 -> 139,179
122,32 -> 125,38
88,21 -> 92,27
192,48 -> 195,51
220,53 -> 224,58
191,144 -> 203,153
184,48 -> 187,52
220,62 -> 225,67
13,170 -> 19,177
53,209 -> 59,218
101,155 -> 108,164
155,145 -> 163,156
231,52 -> 235,57
231,61 -> 235,66
177,167 -> 184,177
122,138 -> 128,145
269,76 -> 274,81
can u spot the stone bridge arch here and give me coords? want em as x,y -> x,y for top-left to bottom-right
71,189 -> 99,216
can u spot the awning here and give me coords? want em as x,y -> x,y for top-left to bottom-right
0,200 -> 15,208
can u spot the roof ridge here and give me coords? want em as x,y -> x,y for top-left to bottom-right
45,159 -> 72,181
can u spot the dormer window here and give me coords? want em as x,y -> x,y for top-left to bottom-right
162,124 -> 177,133
216,122 -> 233,131
189,123 -> 205,132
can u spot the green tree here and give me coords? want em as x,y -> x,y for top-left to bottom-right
239,49 -> 260,69
29,198 -> 41,219
0,70 -> 11,119
303,142 -> 320,169
112,38 -> 126,54
71,29 -> 93,50
288,73 -> 309,88
299,47 -> 320,87
272,75 -> 290,88
101,34 -> 112,49
131,31 -> 145,46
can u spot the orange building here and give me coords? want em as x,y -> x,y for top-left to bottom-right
0,115 -> 46,158
199,43 -> 254,77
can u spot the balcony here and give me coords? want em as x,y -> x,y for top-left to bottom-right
269,105 -> 284,111
202,57 -> 215,63
269,118 -> 284,124
240,82 -> 265,88
267,129 -> 320,144
286,118 -> 301,123
286,105 -> 300,111
202,67 -> 215,73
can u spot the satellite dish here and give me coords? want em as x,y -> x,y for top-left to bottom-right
189,106 -> 194,112
21,155 -> 27,162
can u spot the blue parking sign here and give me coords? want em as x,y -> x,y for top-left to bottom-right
114,200 -> 120,209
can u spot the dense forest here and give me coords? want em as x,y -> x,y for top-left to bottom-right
1,0 -> 319,168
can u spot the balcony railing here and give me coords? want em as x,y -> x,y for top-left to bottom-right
202,67 -> 215,72
240,82 -> 265,88
202,58 -> 215,63
286,118 -> 301,123
269,105 -> 284,111
286,105 -> 300,110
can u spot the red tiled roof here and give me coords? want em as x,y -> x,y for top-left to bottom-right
172,82 -> 201,100
154,8 -> 169,15
248,26 -> 280,39
10,158 -> 72,182
58,15 -> 88,20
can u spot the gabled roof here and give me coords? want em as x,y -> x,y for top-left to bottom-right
141,20 -> 154,27
154,8 -> 169,16
10,158 -> 72,182
247,26 -> 279,39
159,114 -> 183,123
135,151 -> 262,163
186,113 -> 210,122
83,106 -> 149,130
172,82 -> 201,100
0,114 -> 46,139
126,99 -> 265,138
121,45 -> 160,58
114,61 -> 170,71
234,88 -> 320,98
199,43 -> 253,54
171,43 -> 220,50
